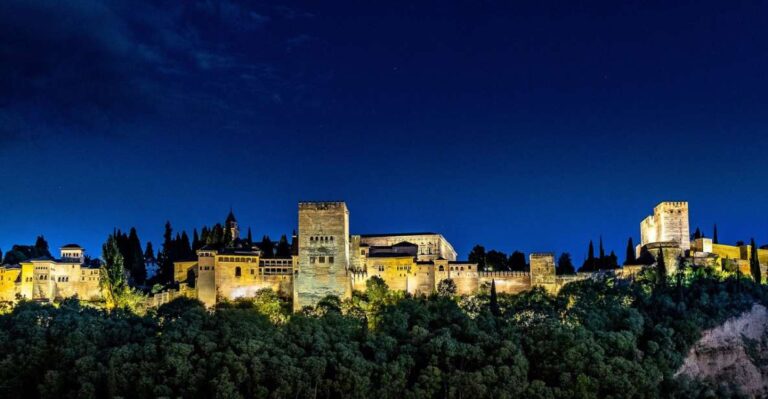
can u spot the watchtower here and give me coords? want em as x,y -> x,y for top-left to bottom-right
293,202 -> 351,310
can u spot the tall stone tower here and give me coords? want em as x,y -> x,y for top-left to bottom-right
294,202 -> 351,310
529,253 -> 557,293
640,201 -> 690,252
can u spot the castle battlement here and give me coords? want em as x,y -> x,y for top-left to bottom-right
479,271 -> 530,278
298,201 -> 347,210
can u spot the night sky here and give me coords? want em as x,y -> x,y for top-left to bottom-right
1,0 -> 767,263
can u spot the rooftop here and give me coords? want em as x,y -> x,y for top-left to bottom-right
360,232 -> 438,238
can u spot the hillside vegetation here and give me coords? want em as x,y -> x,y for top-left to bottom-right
0,268 -> 765,399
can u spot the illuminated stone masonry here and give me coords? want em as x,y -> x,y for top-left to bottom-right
170,201 -> 593,310
4,200 -> 764,308
0,244 -> 101,303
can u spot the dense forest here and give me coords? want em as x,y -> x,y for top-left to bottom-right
1,265 -> 765,398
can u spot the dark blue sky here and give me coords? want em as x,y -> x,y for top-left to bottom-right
1,0 -> 767,263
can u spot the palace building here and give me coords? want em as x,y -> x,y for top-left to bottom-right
0,244 -> 101,302
171,202 -> 585,310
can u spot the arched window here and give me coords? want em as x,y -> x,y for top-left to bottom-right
438,265 -> 444,271
235,267 -> 242,277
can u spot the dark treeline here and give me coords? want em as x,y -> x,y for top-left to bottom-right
468,245 -> 528,271
467,238 -> 629,275
579,237 -> 620,272
1,267 -> 765,398
1,235 -> 51,265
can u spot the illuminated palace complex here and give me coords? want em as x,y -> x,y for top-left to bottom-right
1,201 -> 766,309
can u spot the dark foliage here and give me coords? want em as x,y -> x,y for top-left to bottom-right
1,272 -> 765,398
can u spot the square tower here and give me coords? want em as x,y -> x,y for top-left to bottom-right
529,253 -> 557,292
294,202 -> 351,310
640,201 -> 690,252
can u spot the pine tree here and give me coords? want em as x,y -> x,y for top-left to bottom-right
750,238 -> 761,284
625,237 -> 636,265
656,247 -> 667,286
713,224 -> 719,244
489,279 -> 500,316
127,227 -> 146,285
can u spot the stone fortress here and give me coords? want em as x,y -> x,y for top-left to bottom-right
1,201 -> 766,308
173,202 -> 583,310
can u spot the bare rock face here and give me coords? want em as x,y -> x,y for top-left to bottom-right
677,304 -> 768,397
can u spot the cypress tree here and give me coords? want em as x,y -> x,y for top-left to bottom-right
247,228 -> 253,245
200,226 -> 210,245
144,242 -> 155,263
260,236 -> 275,258
582,240 -> 596,271
468,245 -> 487,271
556,253 -> 575,275
750,238 -> 761,284
0,248 -> 3,265
34,235 -> 51,258
693,227 -> 702,240
713,224 -> 719,244
599,236 -> 605,259
656,247 -> 667,286
489,279 -> 500,316
608,251 -> 618,269
223,227 -> 233,247
127,227 -> 146,285
276,235 -> 291,257
156,221 -> 174,284
625,237 -> 636,265
192,229 -> 200,251
180,231 -> 192,259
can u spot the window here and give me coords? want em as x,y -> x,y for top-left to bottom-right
310,256 -> 316,264
319,256 -> 325,263
250,269 -> 255,275
328,256 -> 334,264
439,265 -> 444,271
361,250 -> 365,255
235,267 -> 242,277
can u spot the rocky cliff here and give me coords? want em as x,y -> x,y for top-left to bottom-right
677,303 -> 768,397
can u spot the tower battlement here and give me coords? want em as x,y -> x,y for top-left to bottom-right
640,201 -> 691,252
298,201 -> 347,210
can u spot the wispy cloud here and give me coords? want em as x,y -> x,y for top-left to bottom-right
0,0 -> 321,146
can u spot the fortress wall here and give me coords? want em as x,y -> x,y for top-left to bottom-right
479,271 -> 531,294
408,265 -> 435,296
